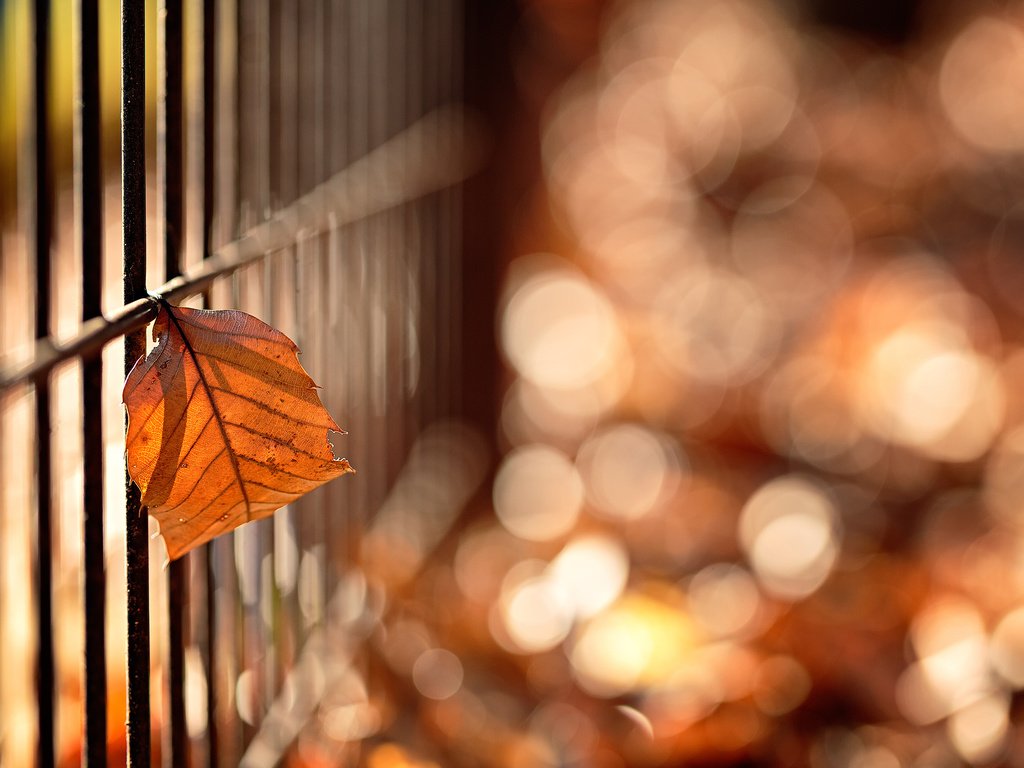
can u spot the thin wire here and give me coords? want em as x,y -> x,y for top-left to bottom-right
0,108 -> 480,394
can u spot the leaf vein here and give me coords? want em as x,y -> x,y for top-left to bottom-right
191,347 -> 310,386
158,480 -> 235,535
159,446 -> 228,514
126,344 -> 189,433
245,479 -> 305,498
123,339 -> 173,399
235,454 -> 325,483
176,412 -> 216,471
135,374 -> 201,449
222,420 -> 331,462
165,304 -> 252,515
207,385 -> 329,428
172,311 -> 295,347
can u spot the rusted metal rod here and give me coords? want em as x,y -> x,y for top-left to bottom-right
78,0 -> 106,762
122,0 -> 151,762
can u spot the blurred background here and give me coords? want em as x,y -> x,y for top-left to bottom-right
8,0 -> 1024,765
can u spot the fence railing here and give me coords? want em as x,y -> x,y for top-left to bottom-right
0,0 -> 474,764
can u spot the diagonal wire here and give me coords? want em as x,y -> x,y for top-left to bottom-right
0,107 -> 485,394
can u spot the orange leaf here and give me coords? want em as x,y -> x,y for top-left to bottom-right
123,302 -> 354,560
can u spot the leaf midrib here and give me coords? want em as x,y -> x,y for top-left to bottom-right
162,301 -> 252,520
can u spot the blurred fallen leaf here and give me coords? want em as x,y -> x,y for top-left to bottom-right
123,301 -> 354,559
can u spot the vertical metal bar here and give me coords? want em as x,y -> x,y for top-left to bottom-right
459,0 -> 504,439
31,0 -> 55,765
229,0 -> 246,757
326,0 -> 345,177
350,0 -> 371,545
77,0 -> 107,763
411,0 -> 433,432
279,0 -> 303,689
166,554 -> 188,767
383,0 -> 400,486
203,542 -> 218,768
453,0 -> 465,417
367,0 -> 385,510
202,0 -> 216,270
259,0 -> 278,717
324,0 -> 349,579
445,0 -> 463,417
122,0 -> 150,764
277,0 -> 297,207
311,0 -> 331,623
235,0 -> 248,227
405,0 -> 421,438
33,383 -> 55,766
160,0 -> 188,763
437,0 -> 448,416
162,0 -> 184,283
201,0 -> 220,763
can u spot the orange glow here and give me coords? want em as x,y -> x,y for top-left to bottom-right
576,424 -> 683,521
501,260 -> 625,392
739,476 -> 840,600
493,445 -> 583,541
940,17 -> 1024,154
570,589 -> 699,697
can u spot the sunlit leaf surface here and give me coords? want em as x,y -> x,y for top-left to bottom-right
123,302 -> 353,559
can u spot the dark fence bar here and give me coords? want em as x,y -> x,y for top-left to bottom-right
202,0 -> 220,763
32,0 -> 55,765
33,352 -> 54,768
122,0 -> 151,764
167,542 -> 188,767
162,0 -> 183,284
77,0 -> 106,764
160,0 -> 188,764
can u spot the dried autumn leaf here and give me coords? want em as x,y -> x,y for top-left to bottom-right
123,301 -> 354,560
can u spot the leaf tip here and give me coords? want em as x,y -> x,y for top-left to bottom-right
162,535 -> 187,562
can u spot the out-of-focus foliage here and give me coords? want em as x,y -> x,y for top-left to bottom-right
351,1 -> 1024,766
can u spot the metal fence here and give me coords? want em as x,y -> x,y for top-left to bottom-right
0,0 -> 484,764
